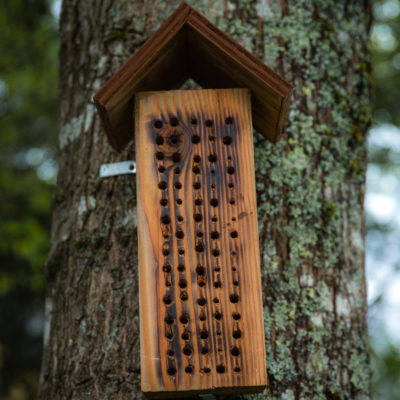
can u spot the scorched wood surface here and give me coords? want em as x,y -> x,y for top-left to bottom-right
135,89 -> 266,397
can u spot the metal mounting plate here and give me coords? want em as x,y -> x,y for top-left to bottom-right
99,161 -> 136,178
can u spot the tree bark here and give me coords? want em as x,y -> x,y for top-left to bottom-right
39,1 -> 373,399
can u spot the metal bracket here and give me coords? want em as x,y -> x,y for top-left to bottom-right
99,161 -> 136,178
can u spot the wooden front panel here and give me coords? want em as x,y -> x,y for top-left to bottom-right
135,89 -> 266,398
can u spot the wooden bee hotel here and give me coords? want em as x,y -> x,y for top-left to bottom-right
94,2 -> 292,398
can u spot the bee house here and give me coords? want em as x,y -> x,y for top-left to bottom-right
94,2 -> 292,398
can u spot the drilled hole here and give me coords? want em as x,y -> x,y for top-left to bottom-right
177,263 -> 185,272
231,231 -> 238,238
233,280 -> 239,286
194,154 -> 201,163
200,330 -> 209,339
229,199 -> 235,205
216,364 -> 225,373
163,264 -> 172,273
180,291 -> 188,301
154,120 -> 163,129
228,183 -> 234,188
170,134 -> 179,144
211,216 -> 218,222
183,346 -> 192,356
196,265 -> 205,275
193,182 -> 201,190
213,297 -> 219,303
197,297 -> 207,306
180,314 -> 190,324
160,198 -> 168,206
163,231 -> 170,239
178,247 -> 184,254
174,167 -> 180,174
233,329 -> 242,339
172,153 -> 181,162
182,331 -> 190,340
196,231 -> 203,238
214,311 -> 222,320
165,281 -> 171,287
164,315 -> 174,325
226,116 -> 234,124
191,117 -> 197,125
158,165 -> 165,173
223,136 -> 232,145
208,154 -> 217,162
210,198 -> 218,207
231,346 -> 240,356
227,166 -> 235,174
179,279 -> 188,288
161,215 -> 170,224
170,117 -> 179,126
167,367 -> 177,376
212,249 -> 220,257
194,213 -> 203,222
158,181 -> 167,190
185,365 -> 194,374
192,135 -> 200,144
209,136 -> 215,142
211,184 -> 216,189
232,312 -> 241,320
202,367 -> 211,374
230,294 -> 239,303
195,198 -> 202,206
232,250 -> 237,256
156,135 -> 164,145
232,266 -> 237,271
214,266 -> 221,272
211,231 -> 219,239
232,217 -> 237,221
205,119 -> 213,127
192,165 -> 201,174
167,349 -> 175,357
199,314 -> 206,321
165,331 -> 173,339
176,230 -> 184,239
201,346 -> 209,355
177,216 -> 184,222
228,156 -> 232,161
162,248 -> 170,256
198,280 -> 205,287
195,242 -> 204,252
176,199 -> 182,205
156,151 -> 164,160
234,366 -> 241,373
211,169 -> 215,175
174,182 -> 182,190
214,281 -> 222,288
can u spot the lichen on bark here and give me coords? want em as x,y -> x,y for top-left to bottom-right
39,1 -> 372,399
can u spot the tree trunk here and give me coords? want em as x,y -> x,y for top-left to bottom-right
39,1 -> 372,399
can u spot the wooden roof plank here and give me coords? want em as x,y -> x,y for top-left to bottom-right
94,2 -> 292,151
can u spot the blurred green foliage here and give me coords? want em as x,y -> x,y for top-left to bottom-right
369,1 -> 400,399
0,0 -> 58,398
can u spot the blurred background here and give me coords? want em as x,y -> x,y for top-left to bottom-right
0,0 -> 399,399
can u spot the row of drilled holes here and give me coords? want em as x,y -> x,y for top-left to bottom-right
154,116 -> 234,129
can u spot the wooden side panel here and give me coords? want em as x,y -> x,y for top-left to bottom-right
135,89 -> 267,398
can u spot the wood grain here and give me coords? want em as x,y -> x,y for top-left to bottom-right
135,89 -> 267,398
94,2 -> 292,152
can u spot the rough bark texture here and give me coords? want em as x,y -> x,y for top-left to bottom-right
39,1 -> 373,399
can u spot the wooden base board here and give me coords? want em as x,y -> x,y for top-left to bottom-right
135,89 -> 267,397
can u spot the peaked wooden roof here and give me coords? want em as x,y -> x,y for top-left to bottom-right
93,2 -> 292,151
